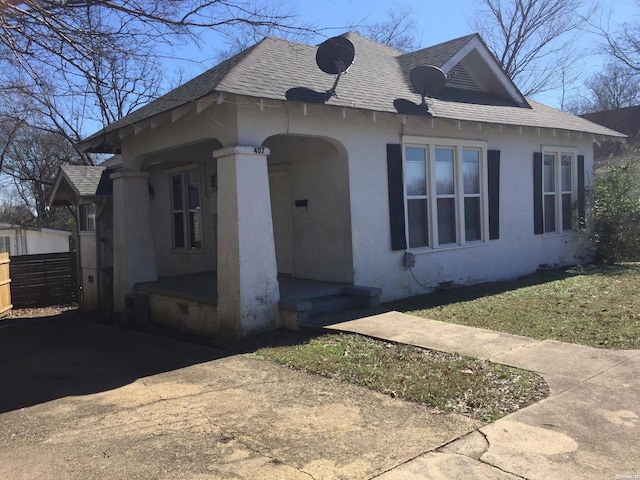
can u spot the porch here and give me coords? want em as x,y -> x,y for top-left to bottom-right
134,271 -> 382,332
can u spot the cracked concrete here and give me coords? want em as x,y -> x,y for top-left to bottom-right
1,317 -> 480,480
329,311 -> 640,479
2,311 -> 639,479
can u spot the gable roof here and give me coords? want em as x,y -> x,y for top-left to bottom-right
48,165 -> 113,207
80,32 -> 625,152
581,106 -> 640,161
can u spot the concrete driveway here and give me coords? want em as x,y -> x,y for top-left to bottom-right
329,312 -> 640,479
0,316 -> 480,480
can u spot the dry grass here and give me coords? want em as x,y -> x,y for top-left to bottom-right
390,264 -> 640,349
248,330 -> 548,422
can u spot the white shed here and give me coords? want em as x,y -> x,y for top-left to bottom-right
0,223 -> 71,256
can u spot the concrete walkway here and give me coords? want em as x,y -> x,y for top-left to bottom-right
325,311 -> 640,479
2,312 -> 639,479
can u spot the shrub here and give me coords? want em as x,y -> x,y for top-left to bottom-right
592,153 -> 640,263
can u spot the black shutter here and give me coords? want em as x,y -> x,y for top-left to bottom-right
387,144 -> 407,251
487,150 -> 500,240
533,152 -> 543,234
577,155 -> 585,228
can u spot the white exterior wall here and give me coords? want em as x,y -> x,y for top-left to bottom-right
236,98 -> 594,302
79,232 -> 98,310
114,94 -> 595,309
24,229 -> 70,254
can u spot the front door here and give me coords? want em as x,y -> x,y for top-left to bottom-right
268,166 -> 294,275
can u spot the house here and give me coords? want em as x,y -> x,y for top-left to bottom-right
48,163 -> 115,311
0,223 -> 71,257
581,105 -> 640,164
51,32 -> 624,341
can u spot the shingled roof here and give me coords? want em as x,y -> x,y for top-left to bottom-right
81,32 -> 625,151
581,106 -> 640,162
48,165 -> 113,206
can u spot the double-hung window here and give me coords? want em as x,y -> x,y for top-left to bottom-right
170,166 -> 202,251
542,147 -> 576,233
79,203 -> 96,232
404,137 -> 488,249
0,236 -> 10,255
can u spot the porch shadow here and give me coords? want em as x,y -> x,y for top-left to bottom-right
0,314 -> 229,413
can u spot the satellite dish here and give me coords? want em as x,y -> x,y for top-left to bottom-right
316,36 -> 355,74
316,36 -> 355,97
410,65 -> 447,108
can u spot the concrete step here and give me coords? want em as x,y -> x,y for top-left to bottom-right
308,294 -> 360,317
279,284 -> 382,330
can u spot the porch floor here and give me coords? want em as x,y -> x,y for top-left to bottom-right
135,271 -> 353,306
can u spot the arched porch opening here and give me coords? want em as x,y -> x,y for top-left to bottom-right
264,134 -> 353,284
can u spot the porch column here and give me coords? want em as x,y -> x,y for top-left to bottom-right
110,170 -> 157,310
213,145 -> 280,339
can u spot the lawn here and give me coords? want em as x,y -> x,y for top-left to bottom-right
390,263 -> 640,350
249,263 -> 639,422
249,330 -> 547,422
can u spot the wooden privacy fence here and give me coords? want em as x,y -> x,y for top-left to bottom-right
0,253 -> 11,316
9,252 -> 77,309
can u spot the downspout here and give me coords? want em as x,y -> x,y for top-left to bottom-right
69,202 -> 83,309
95,201 -> 103,310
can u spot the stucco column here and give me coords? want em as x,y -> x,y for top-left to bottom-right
110,170 -> 157,310
214,145 -> 280,339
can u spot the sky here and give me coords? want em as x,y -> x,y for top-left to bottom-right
179,0 -> 639,110
295,0 -> 639,108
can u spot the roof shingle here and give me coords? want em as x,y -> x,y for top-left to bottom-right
83,32 -> 625,147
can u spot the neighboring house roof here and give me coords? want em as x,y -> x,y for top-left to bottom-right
581,105 -> 640,161
48,165 -> 113,207
80,32 -> 625,153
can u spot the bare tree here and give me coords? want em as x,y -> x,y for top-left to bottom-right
595,1 -> 640,73
357,5 -> 419,52
0,1 -> 312,228
565,61 -> 640,114
0,111 -> 77,224
470,0 -> 596,96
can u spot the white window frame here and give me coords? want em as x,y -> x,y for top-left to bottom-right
402,136 -> 489,251
168,164 -> 203,252
0,236 -> 10,255
78,203 -> 96,232
542,146 -> 578,235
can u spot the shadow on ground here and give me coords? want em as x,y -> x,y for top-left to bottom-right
0,314 -> 230,413
388,267 -> 582,312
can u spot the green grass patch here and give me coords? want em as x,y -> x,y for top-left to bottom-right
390,263 -> 640,349
248,330 -> 548,422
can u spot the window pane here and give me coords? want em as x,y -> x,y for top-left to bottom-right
407,199 -> 428,248
188,170 -> 200,209
464,197 -> 481,241
562,193 -> 573,231
463,150 -> 479,194
435,148 -> 454,195
172,174 -> 183,210
543,154 -> 555,192
544,195 -> 556,233
437,198 -> 456,244
87,204 -> 96,232
173,212 -> 185,248
189,210 -> 202,249
79,204 -> 88,231
405,147 -> 426,196
561,154 -> 571,191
